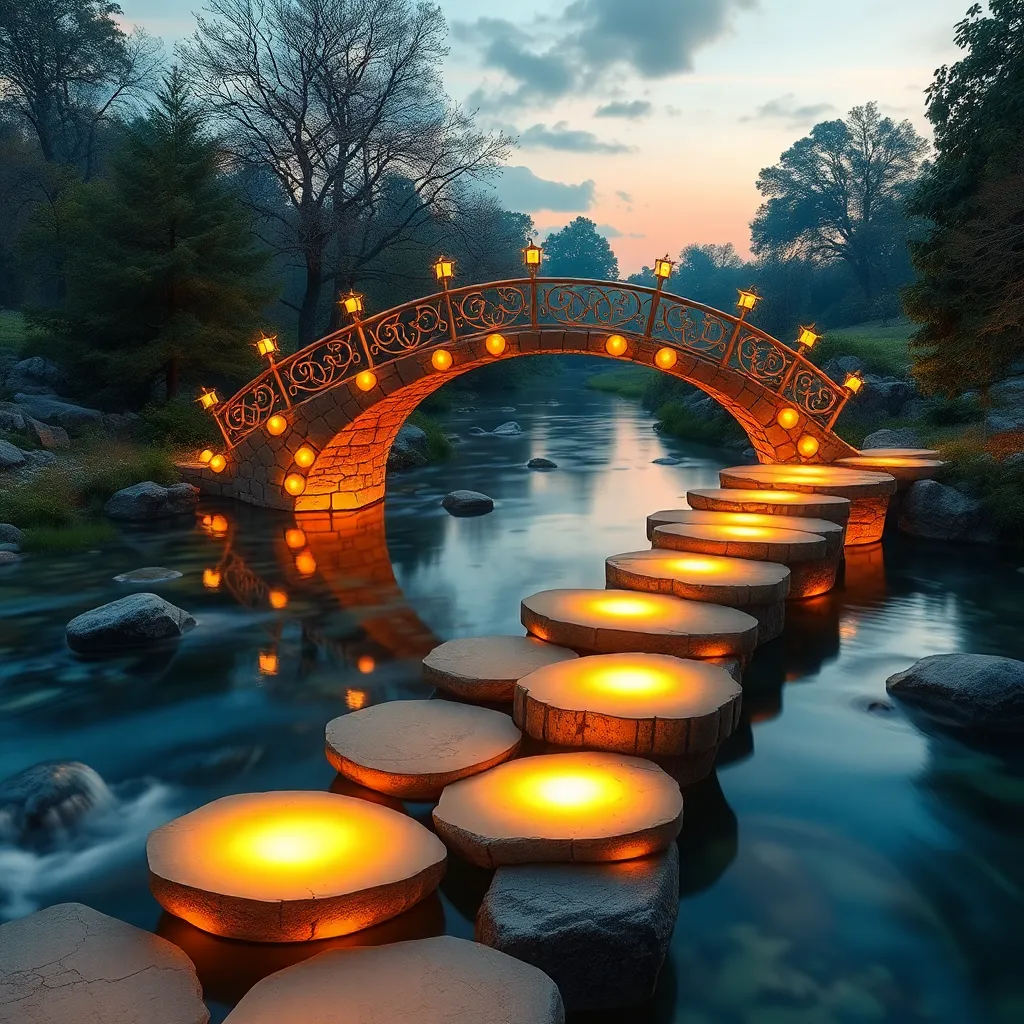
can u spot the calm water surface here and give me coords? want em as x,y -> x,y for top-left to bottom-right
1,370 -> 1023,1023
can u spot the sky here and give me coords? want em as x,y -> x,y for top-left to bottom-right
120,0 -> 975,275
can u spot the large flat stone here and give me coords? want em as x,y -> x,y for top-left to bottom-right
66,593 -> 196,653
686,487 -> 851,528
476,844 -> 679,1011
0,902 -> 208,1024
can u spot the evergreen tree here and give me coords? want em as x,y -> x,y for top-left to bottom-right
39,68 -> 273,407
905,0 -> 1024,397
542,217 -> 619,280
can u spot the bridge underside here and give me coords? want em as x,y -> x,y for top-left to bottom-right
185,328 -> 857,512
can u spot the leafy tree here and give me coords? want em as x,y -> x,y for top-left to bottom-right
752,102 -> 927,306
35,69 -> 273,407
905,0 -> 1024,398
542,217 -> 619,280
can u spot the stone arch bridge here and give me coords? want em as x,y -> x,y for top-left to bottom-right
185,277 -> 860,512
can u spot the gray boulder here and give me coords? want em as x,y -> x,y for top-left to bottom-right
477,845 -> 679,1012
103,481 -> 198,520
862,427 -> 924,450
899,479 -> 981,541
990,375 -> 1024,407
822,354 -> 866,380
0,524 -> 22,546
0,439 -> 26,470
0,550 -> 21,565
652,456 -> 681,466
492,421 -> 523,436
0,761 -> 113,847
66,593 -> 196,653
13,393 -> 103,430
468,426 -> 489,435
1003,452 -> 1024,468
856,375 -> 917,418
886,653 -> 1024,732
0,405 -> 26,432
6,356 -> 61,395
388,423 -> 430,471
527,457 -> 557,469
441,490 -> 494,516
987,411 -> 1023,434
113,567 -> 184,583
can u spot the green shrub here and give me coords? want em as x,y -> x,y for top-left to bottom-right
408,411 -> 453,462
22,522 -> 117,552
654,400 -> 747,448
816,320 -> 913,378
925,395 -> 984,428
72,441 -> 179,508
139,398 -> 220,449
585,367 -> 654,400
0,468 -> 80,527
0,429 -> 37,451
939,435 -> 1024,546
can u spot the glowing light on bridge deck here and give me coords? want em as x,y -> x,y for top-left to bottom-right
269,588 -> 289,609
258,651 -> 279,676
777,407 -> 800,429
284,473 -> 306,496
431,752 -> 683,866
285,528 -> 307,550
294,445 -> 316,469
655,347 -> 677,370
266,413 -> 288,435
485,333 -> 507,356
294,549 -> 316,576
605,334 -> 628,356
209,454 -> 226,473
199,448 -> 214,464
797,434 -> 820,458
147,791 -> 447,942
203,568 -> 221,590
514,653 -> 741,760
431,349 -> 453,371
355,370 -> 377,392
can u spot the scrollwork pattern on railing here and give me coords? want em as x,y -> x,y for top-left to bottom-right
285,333 -> 364,396
454,285 -> 530,333
786,368 -> 842,419
539,282 -> 648,332
653,299 -> 730,357
366,299 -> 448,357
220,376 -> 280,445
734,333 -> 793,388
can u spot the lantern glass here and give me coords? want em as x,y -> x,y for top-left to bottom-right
258,651 -> 279,676
605,335 -> 628,356
844,373 -> 864,394
198,389 -> 220,410
736,289 -> 759,312
654,256 -> 674,280
431,349 -> 453,371
341,292 -> 364,316
485,333 -> 507,356
523,243 -> 542,268
266,414 -> 288,436
284,473 -> 306,496
255,334 -> 279,358
356,370 -> 377,392
797,326 -> 821,350
434,257 -> 454,281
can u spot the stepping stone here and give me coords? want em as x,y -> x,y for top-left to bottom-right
222,936 -> 564,1024
325,700 -> 522,799
687,487 -> 852,531
838,454 -> 945,489
605,548 -> 791,641
514,653 -> 741,765
147,790 -> 446,942
113,566 -> 184,583
521,588 -> 758,662
652,521 -> 837,600
476,845 -> 679,1012
854,447 -> 940,459
718,464 -> 897,545
423,635 -> 579,702
432,751 -> 683,867
0,902 -> 208,1024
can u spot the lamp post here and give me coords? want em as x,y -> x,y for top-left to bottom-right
340,289 -> 374,370
434,256 -> 459,346
196,388 -> 231,448
796,325 -> 822,357
254,332 -> 292,409
827,372 -> 867,430
523,242 -> 543,326
721,287 -> 761,367
644,254 -> 675,339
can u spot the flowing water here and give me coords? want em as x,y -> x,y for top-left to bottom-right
1,366 -> 1023,1023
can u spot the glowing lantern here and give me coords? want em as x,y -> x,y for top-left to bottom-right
197,388 -> 219,411
202,568 -> 221,590
605,335 -> 628,356
254,333 -> 279,359
797,325 -> 821,351
654,347 -> 677,370
269,588 -> 289,610
285,528 -> 307,550
356,370 -> 377,392
284,473 -> 306,496
347,687 -> 369,709
209,454 -> 226,474
197,449 -> 213,465
431,349 -> 453,371
777,407 -> 800,429
485,333 -> 507,356
844,372 -> 864,395
357,656 -> 375,675
294,445 -> 316,469
653,255 -> 675,280
797,434 -> 820,458
258,651 -> 279,676
340,291 -> 364,318
433,256 -> 455,284
267,414 -> 288,436
522,242 -> 543,273
736,288 -> 760,313
146,791 -> 447,942
295,549 -> 316,575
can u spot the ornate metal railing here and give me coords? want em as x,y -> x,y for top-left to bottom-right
213,278 -> 850,448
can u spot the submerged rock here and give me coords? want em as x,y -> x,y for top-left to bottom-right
103,481 -> 199,520
113,567 -> 184,583
492,421 -> 522,436
66,593 -> 196,654
652,456 -> 681,466
389,423 -> 430,471
468,426 -> 489,435
898,479 -> 981,541
527,457 -> 557,470
0,550 -> 21,565
887,653 -> 1024,732
442,490 -> 494,516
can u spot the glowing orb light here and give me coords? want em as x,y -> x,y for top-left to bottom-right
485,333 -> 507,356
210,514 -> 229,537
605,335 -> 628,356
326,700 -> 521,799
356,656 -> 375,675
269,588 -> 289,610
777,407 -> 800,429
654,347 -> 677,370
356,370 -> 377,392
209,454 -> 227,474
147,791 -> 446,942
294,446 -> 316,469
514,653 -> 741,761
797,434 -> 820,458
199,449 -> 214,464
284,473 -> 306,496
266,414 -> 288,436
431,349 -> 453,371
521,588 -> 758,661
432,752 -> 683,866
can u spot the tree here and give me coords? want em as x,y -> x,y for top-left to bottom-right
180,0 -> 509,346
0,0 -> 161,177
35,69 -> 274,407
751,102 -> 927,306
542,217 -> 618,280
905,0 -> 1024,398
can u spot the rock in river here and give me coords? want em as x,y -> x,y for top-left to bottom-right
103,481 -> 198,520
113,567 -> 184,583
66,593 -> 196,654
492,421 -> 522,436
442,490 -> 494,516
886,653 -> 1024,732
527,457 -> 557,470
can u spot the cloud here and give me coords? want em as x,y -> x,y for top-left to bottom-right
518,121 -> 634,154
596,223 -> 646,239
615,190 -> 633,203
741,94 -> 836,127
594,100 -> 652,120
493,166 -> 596,213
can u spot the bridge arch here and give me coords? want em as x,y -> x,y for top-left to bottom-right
186,278 -> 859,511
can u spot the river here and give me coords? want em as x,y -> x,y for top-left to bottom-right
1,367 -> 1022,1023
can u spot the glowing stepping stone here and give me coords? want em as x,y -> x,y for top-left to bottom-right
687,487 -> 852,531
857,447 -> 940,459
147,791 -> 446,942
514,653 -> 741,763
521,588 -> 758,661
325,700 -> 522,800
718,464 -> 897,545
605,548 -> 790,641
838,454 -> 945,489
432,752 -> 683,866
423,635 -> 579,702
222,936 -> 564,1024
651,521 -> 836,600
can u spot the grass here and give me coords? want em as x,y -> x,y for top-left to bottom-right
0,310 -> 29,358
408,411 -> 454,462
22,522 -> 117,552
585,366 -> 655,400
653,400 -> 747,448
817,319 -> 914,378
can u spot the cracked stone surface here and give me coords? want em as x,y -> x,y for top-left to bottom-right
223,936 -> 564,1023
0,902 -> 208,1024
325,699 -> 522,799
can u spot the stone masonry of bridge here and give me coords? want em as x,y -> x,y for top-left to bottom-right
183,328 -> 858,513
